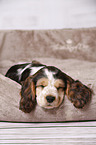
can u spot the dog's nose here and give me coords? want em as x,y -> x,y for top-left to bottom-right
46,96 -> 55,103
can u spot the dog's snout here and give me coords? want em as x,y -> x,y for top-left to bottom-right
46,96 -> 55,103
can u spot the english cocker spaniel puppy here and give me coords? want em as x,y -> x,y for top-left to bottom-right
5,60 -> 92,113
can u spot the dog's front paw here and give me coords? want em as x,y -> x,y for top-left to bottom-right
67,80 -> 92,108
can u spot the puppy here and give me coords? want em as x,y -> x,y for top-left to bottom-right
5,60 -> 92,113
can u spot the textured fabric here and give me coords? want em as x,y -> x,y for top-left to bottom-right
0,28 -> 96,122
0,59 -> 96,122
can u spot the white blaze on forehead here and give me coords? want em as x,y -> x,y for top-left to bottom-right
44,68 -> 56,86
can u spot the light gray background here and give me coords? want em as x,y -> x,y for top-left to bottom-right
0,0 -> 96,30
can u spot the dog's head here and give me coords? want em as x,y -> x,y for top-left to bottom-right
19,65 -> 92,113
19,66 -> 73,113
35,66 -> 67,109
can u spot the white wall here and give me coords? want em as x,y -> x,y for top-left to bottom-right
0,0 -> 96,30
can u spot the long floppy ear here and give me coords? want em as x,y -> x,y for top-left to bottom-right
19,76 -> 36,113
66,80 -> 92,108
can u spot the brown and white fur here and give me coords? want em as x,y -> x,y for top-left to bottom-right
5,60 -> 92,113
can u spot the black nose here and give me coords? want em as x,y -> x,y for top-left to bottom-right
46,96 -> 55,103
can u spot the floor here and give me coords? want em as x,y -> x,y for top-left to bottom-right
0,121 -> 96,145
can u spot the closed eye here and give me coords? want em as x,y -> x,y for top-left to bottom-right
57,87 -> 64,90
36,85 -> 45,88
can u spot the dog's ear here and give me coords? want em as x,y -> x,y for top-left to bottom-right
19,76 -> 36,113
66,80 -> 92,108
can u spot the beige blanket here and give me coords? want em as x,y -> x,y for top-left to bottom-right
0,28 -> 96,122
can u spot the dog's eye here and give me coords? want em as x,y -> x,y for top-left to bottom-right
37,85 -> 45,88
57,87 -> 64,90
40,85 -> 45,88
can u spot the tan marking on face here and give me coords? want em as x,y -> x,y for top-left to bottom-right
36,78 -> 48,87
54,79 -> 65,88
